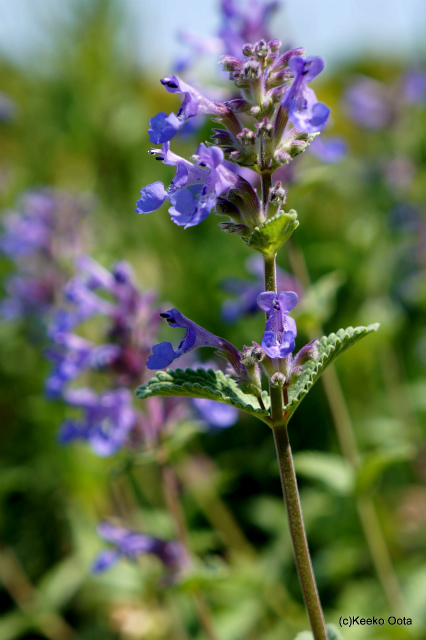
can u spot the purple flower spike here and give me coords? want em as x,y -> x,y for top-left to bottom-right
281,56 -> 330,133
147,308 -> 244,375
58,388 -> 136,456
257,291 -> 298,359
92,522 -> 185,573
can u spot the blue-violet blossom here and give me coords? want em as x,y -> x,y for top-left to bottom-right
147,308 -> 244,375
281,56 -> 330,133
136,143 -> 238,228
257,291 -> 298,358
148,75 -> 230,144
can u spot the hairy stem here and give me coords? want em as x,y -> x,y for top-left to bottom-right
272,425 -> 327,640
263,239 -> 327,639
287,240 -> 404,612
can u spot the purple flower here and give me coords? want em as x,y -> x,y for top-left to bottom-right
222,256 -> 302,322
92,522 -> 184,573
281,56 -> 330,133
174,30 -> 223,73
58,388 -> 136,456
0,189 -> 90,322
148,76 -> 228,144
257,291 -> 298,358
45,332 -> 120,398
402,69 -> 426,104
343,77 -> 391,130
136,143 -> 238,228
0,92 -> 17,122
147,308 -> 244,376
308,135 -> 347,164
192,398 -> 239,428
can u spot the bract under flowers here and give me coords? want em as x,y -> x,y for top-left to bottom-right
257,291 -> 298,358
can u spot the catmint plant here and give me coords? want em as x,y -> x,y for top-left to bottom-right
135,30 -> 380,640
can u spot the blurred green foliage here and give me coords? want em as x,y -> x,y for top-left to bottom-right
1,1 -> 426,639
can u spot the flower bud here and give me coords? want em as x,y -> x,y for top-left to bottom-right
224,98 -> 251,113
242,43 -> 255,57
244,60 -> 262,80
237,128 -> 257,146
269,39 -> 282,52
219,56 -> 243,73
269,182 -> 288,206
274,149 -> 292,165
280,130 -> 320,158
271,372 -> 286,388
255,118 -> 274,139
254,39 -> 269,59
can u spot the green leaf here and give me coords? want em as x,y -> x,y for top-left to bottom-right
355,444 -> 415,495
244,209 -> 299,257
293,625 -> 344,640
285,324 -> 380,422
326,626 -> 345,640
135,368 -> 270,423
293,452 -> 354,495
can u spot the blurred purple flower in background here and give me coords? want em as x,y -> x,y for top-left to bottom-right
219,0 -> 280,58
93,522 -> 185,573
343,76 -> 393,129
308,135 -> 347,163
402,68 -> 426,104
59,388 -> 137,456
0,91 -> 17,122
0,189 -> 90,321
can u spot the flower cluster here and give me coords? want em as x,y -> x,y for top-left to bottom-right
45,256 -> 239,455
136,40 -> 330,239
0,189 -> 90,322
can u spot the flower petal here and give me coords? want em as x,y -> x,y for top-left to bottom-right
135,182 -> 168,214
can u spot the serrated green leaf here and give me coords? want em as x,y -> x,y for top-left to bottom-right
244,209 -> 299,257
285,324 -> 380,422
135,368 -> 270,423
293,452 -> 354,495
355,445 -> 415,495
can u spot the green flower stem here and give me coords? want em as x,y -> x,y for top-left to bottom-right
272,424 -> 328,640
264,254 -> 277,292
287,240 -> 404,612
262,222 -> 327,640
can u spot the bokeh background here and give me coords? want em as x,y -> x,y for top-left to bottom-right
1,1 -> 426,638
